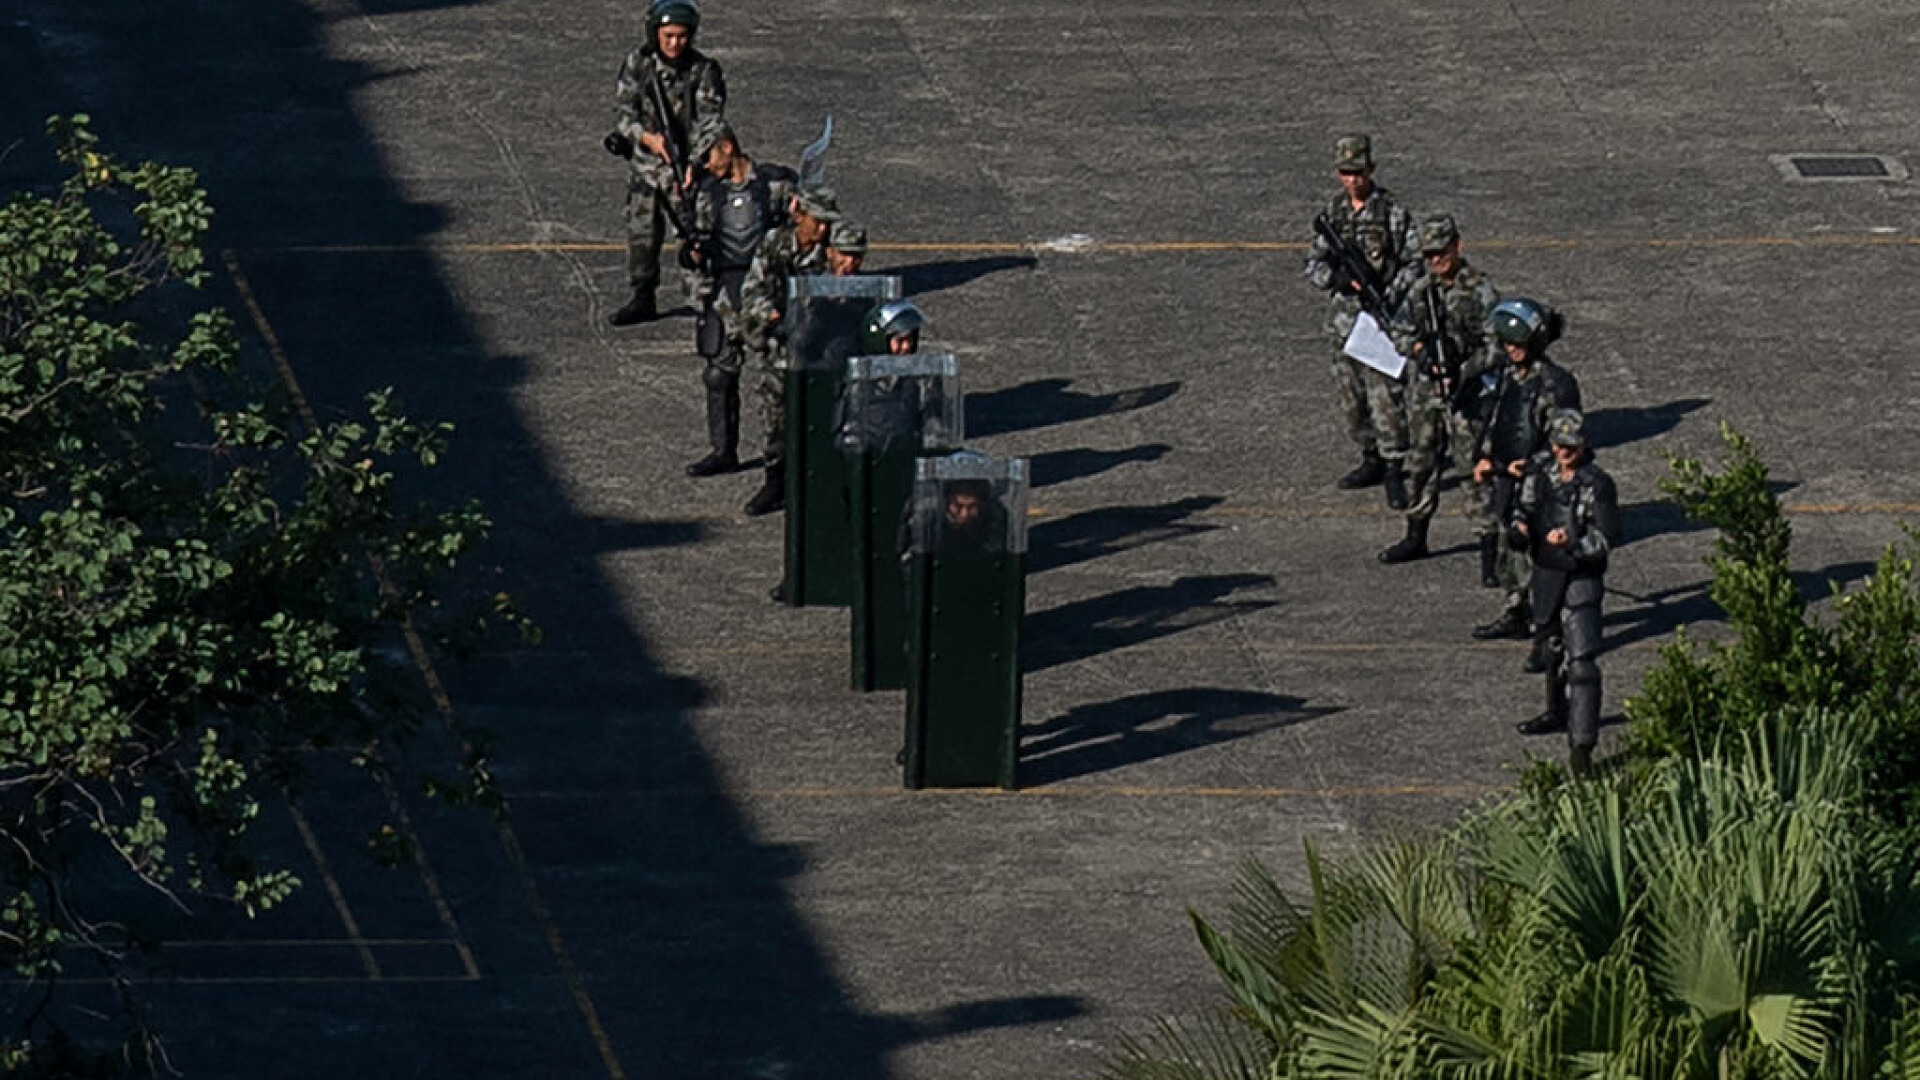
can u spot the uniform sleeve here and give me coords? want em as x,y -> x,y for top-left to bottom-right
1389,205 -> 1421,277
1574,471 -> 1622,562
1513,462 -> 1544,526
614,49 -> 647,141
1556,367 -> 1583,413
1385,266 -> 1425,357
1304,207 -> 1336,291
691,59 -> 727,127
737,235 -> 782,352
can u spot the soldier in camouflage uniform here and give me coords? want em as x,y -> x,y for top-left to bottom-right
1303,135 -> 1421,505
1470,297 -> 1582,643
1378,214 -> 1501,564
825,221 -> 868,276
608,0 -> 725,326
1510,409 -> 1620,774
728,184 -> 840,516
683,120 -> 796,478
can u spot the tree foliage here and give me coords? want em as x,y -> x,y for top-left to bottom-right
1626,423 -> 1920,824
1109,714 -> 1920,1080
0,117 -> 529,1073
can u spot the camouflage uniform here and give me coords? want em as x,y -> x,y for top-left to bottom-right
1303,136 -> 1420,472
1386,216 -> 1500,532
684,125 -> 796,472
1476,350 -> 1582,629
728,189 -> 837,465
613,43 -> 725,296
1511,411 -> 1620,767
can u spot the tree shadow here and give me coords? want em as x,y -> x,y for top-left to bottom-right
966,378 -> 1181,438
887,255 -> 1038,296
1030,443 -> 1173,488
1029,495 -> 1223,573
1025,573 -> 1276,672
1584,397 -> 1710,451
1021,688 -> 1340,785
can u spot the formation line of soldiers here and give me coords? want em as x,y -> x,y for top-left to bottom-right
603,0 -> 887,518
1304,135 -> 1622,772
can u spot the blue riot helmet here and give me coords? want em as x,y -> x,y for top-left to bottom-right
864,298 -> 927,354
1488,297 -> 1564,353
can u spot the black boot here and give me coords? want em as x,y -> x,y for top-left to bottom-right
744,461 -> 785,517
1377,518 -> 1429,564
1383,468 -> 1408,510
687,366 -> 741,476
608,286 -> 658,326
1516,710 -> 1569,736
1522,633 -> 1553,674
1337,452 -> 1386,490
1568,744 -> 1595,777
1472,606 -> 1530,640
1478,533 -> 1500,588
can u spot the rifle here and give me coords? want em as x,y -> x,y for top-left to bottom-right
1312,212 -> 1392,320
1418,280 -> 1462,397
643,69 -> 698,241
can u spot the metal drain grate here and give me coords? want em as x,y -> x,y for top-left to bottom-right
1771,153 -> 1908,183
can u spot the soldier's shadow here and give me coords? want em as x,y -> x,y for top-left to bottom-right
1030,443 -> 1173,488
886,255 -> 1038,296
966,378 -> 1181,438
1020,688 -> 1340,785
1602,558 -> 1879,649
1024,573 -> 1275,672
1028,495 -> 1222,573
1585,398 -> 1711,451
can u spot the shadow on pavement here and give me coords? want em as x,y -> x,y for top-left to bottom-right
1030,443 -> 1173,488
1602,559 -> 1878,650
887,254 -> 1038,296
0,3 -> 960,1078
1029,495 -> 1223,573
1585,397 -> 1710,451
966,377 -> 1181,438
1025,573 -> 1276,672
1021,688 -> 1340,785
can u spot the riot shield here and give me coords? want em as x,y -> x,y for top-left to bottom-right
779,273 -> 901,607
842,353 -> 963,692
902,452 -> 1028,790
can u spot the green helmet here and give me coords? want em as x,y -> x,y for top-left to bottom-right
648,0 -> 699,42
1488,297 -> 1564,351
1546,409 -> 1589,449
864,298 -> 926,353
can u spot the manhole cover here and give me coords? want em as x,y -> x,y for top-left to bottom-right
1771,153 -> 1908,183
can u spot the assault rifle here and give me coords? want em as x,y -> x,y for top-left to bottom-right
643,69 -> 699,242
1417,280 -> 1461,397
1312,212 -> 1392,320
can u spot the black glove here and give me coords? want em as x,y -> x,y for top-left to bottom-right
1506,522 -> 1531,553
603,131 -> 634,159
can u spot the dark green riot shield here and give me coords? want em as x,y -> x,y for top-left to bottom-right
902,453 -> 1028,790
841,353 -> 963,691
779,274 -> 901,607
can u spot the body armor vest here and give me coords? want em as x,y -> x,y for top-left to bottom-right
712,168 -> 779,271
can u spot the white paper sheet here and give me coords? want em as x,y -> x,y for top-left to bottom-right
1342,312 -> 1407,380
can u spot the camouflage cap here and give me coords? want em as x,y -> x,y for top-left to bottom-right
1419,213 -> 1460,253
829,221 -> 868,255
690,117 -> 734,160
1546,409 -> 1588,449
1334,134 -> 1373,173
792,184 -> 842,223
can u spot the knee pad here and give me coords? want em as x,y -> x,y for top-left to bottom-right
702,363 -> 738,393
1568,656 -> 1600,688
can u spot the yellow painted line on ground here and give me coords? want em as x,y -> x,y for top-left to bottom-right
287,803 -> 381,981
515,783 -> 1495,800
378,770 -> 483,980
254,234 -> 1919,257
226,250 -> 629,1080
